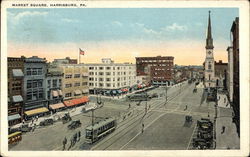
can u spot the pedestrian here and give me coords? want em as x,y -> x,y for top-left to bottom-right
129,104 -> 131,109
63,137 -> 67,150
74,133 -> 77,143
208,112 -> 210,118
141,123 -> 144,133
78,131 -> 81,141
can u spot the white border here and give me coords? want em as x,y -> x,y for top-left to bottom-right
1,1 -> 249,157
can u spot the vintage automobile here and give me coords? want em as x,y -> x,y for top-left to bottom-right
197,130 -> 213,140
193,88 -> 197,93
62,113 -> 72,124
148,93 -> 158,99
39,118 -> 54,126
68,120 -> 81,130
192,138 -> 211,149
185,115 -> 193,123
20,124 -> 32,132
197,120 -> 213,131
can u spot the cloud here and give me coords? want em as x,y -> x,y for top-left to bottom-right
61,18 -> 79,23
162,23 -> 187,31
111,21 -> 123,27
8,11 -> 48,25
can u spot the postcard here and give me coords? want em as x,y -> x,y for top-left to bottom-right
1,0 -> 249,157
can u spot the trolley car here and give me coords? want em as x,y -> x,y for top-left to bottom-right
8,131 -> 22,145
85,117 -> 116,144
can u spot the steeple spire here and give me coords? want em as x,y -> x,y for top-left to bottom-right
206,11 -> 214,49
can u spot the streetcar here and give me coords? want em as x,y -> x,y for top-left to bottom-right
126,93 -> 150,101
8,131 -> 22,145
85,117 -> 116,144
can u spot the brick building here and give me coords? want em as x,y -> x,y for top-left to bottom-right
136,56 -> 174,86
231,17 -> 239,137
8,57 -> 25,126
214,60 -> 228,89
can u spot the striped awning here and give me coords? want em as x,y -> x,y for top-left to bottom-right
24,107 -> 49,116
63,96 -> 89,107
8,114 -> 21,121
49,103 -> 65,110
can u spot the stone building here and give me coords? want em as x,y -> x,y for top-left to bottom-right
227,46 -> 234,102
214,60 -> 228,89
7,57 -> 25,126
84,58 -> 137,94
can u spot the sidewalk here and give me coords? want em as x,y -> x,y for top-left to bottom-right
215,107 -> 240,149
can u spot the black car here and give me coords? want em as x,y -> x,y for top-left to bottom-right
20,124 -> 32,132
62,113 -> 72,124
39,119 -> 54,126
68,120 -> 81,130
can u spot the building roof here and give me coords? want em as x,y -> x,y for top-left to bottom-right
25,56 -> 47,63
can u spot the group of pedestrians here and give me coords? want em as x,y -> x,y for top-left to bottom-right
63,131 -> 81,150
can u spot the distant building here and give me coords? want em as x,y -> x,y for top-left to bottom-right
227,47 -> 233,102
214,60 -> 228,89
23,56 -> 49,119
52,57 -> 77,65
7,57 -> 25,126
204,11 -> 216,88
231,17 -> 239,137
57,64 -> 89,100
136,56 -> 174,86
84,58 -> 137,94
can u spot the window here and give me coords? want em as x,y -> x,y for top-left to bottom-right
106,83 -> 111,87
117,72 -> 120,75
65,74 -> 72,79
89,77 -> 94,81
38,90 -> 43,99
47,80 -> 51,88
99,78 -> 103,81
99,72 -> 104,75
47,91 -> 50,99
52,80 -> 57,87
82,82 -> 87,86
113,67 -> 115,70
209,74 -> 211,80
113,72 -> 115,75
74,74 -> 80,78
65,93 -> 72,97
89,72 -> 94,75
106,67 -> 111,70
89,67 -> 94,70
27,80 -> 32,89
117,78 -> 120,81
99,67 -> 104,70
27,91 -> 32,101
106,72 -> 111,75
74,82 -> 80,87
59,79 -> 62,87
65,83 -> 72,88
208,62 -> 212,70
99,83 -> 103,87
106,78 -> 111,82
26,68 -> 32,75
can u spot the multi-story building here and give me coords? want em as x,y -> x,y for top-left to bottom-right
84,58 -> 137,94
7,57 -> 25,126
204,11 -> 216,88
231,17 -> 239,137
23,56 -> 49,119
45,64 -> 64,105
52,57 -> 77,65
227,47 -> 233,102
136,56 -> 174,86
57,64 -> 89,100
214,60 -> 228,89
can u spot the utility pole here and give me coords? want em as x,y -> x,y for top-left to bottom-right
91,109 -> 94,143
165,85 -> 168,106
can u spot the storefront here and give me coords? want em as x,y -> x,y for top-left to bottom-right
24,107 -> 49,120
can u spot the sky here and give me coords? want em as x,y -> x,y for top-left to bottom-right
7,8 -> 239,65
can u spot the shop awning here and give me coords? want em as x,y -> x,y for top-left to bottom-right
121,88 -> 128,92
74,90 -> 82,95
52,90 -> 59,97
8,114 -> 21,121
49,103 -> 65,110
58,90 -> 63,96
12,95 -> 23,103
24,107 -> 49,116
82,89 -> 89,93
12,69 -> 24,77
63,96 -> 89,107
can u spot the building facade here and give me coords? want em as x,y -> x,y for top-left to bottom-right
85,58 -> 137,94
23,56 -> 48,112
45,64 -> 64,105
57,64 -> 89,100
7,57 -> 25,126
227,46 -> 234,102
204,11 -> 216,88
214,60 -> 228,89
231,17 -> 240,137
136,56 -> 174,86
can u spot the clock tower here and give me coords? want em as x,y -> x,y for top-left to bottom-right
204,11 -> 215,88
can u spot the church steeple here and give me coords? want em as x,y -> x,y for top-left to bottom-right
206,11 -> 214,49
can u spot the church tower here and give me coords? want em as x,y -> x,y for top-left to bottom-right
204,11 -> 215,88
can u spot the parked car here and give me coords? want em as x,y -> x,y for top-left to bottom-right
20,124 -> 32,132
62,113 -> 72,124
68,120 -> 81,130
39,119 -> 54,126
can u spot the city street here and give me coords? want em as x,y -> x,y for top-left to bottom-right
10,81 -> 216,151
